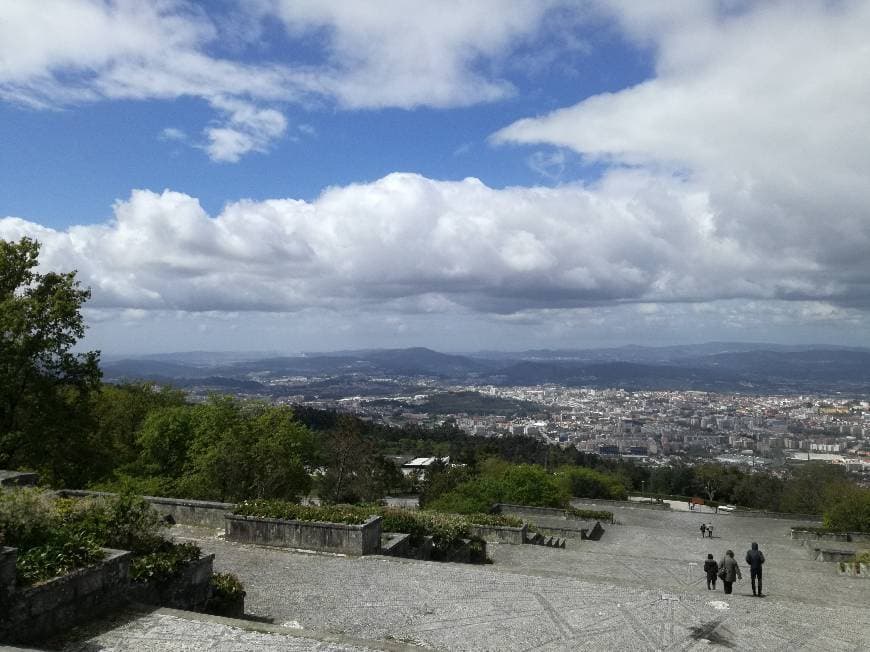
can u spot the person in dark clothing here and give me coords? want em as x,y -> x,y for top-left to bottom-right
745,542 -> 765,596
700,523 -> 707,537
703,554 -> 719,590
719,549 -> 742,594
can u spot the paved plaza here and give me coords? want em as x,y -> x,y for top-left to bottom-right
56,502 -> 870,651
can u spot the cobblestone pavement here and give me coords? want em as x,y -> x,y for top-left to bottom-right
58,503 -> 870,651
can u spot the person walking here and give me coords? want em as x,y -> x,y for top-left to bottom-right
703,554 -> 719,590
700,523 -> 707,538
719,549 -> 742,595
745,542 -> 765,597
706,524 -> 714,538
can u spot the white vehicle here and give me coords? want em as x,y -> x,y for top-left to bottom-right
718,504 -> 736,513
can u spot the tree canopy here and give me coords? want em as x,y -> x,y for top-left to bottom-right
0,237 -> 101,485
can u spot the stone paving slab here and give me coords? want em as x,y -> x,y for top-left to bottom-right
42,502 -> 870,651
54,606 -> 418,651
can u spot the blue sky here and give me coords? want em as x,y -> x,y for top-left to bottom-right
2,1 -> 870,354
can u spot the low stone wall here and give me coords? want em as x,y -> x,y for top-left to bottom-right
57,489 -> 233,529
532,520 -> 605,541
791,528 -> 870,542
730,510 -> 822,522
495,504 -> 570,520
791,529 -> 850,542
811,547 -> 856,563
468,523 -> 527,545
129,554 -> 215,611
0,547 -> 132,645
838,562 -> 870,578
225,514 -> 382,555
579,498 -> 670,511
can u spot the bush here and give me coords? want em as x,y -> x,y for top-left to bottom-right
55,492 -> 167,554
0,487 -> 57,549
130,541 -> 201,585
15,531 -> 105,586
207,572 -> 246,616
233,500 -> 373,525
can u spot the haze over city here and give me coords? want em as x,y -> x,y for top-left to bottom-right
2,1 -> 870,354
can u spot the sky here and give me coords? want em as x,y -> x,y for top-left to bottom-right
2,0 -> 870,355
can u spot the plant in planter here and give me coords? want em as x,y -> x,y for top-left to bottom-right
207,572 -> 246,618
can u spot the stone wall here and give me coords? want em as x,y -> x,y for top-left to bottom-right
468,523 -> 527,544
791,528 -> 870,542
225,514 -> 383,555
0,548 -> 132,645
579,497 -> 671,511
494,504 -> 569,520
531,520 -> 605,541
730,510 -> 822,522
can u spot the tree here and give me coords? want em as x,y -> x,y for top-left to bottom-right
0,237 -> 101,486
780,463 -> 850,514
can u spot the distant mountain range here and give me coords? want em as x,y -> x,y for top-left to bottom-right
100,343 -> 870,395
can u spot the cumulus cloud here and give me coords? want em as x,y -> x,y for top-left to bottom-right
0,171 -> 861,320
493,0 -> 870,307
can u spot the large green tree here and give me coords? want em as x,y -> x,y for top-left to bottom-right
0,238 -> 101,485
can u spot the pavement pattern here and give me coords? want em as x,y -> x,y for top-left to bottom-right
56,502 -> 870,651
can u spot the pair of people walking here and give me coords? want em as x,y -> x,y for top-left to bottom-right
703,543 -> 765,596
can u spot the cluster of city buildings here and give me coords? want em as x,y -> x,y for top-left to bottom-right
307,385 -> 870,474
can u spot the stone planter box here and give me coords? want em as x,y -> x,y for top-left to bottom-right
226,514 -> 382,555
129,554 -> 215,611
0,547 -> 132,645
468,523 -> 527,545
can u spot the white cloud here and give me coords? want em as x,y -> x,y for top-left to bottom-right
0,0 -> 569,159
1,170 -> 862,321
493,0 -> 870,308
268,0 -> 557,108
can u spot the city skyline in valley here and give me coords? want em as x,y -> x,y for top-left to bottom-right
2,1 -> 870,354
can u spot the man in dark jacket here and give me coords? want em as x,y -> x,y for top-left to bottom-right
745,542 -> 765,596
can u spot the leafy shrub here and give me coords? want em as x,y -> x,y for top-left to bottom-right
210,571 -> 245,598
207,572 -> 246,616
0,488 -> 57,549
15,531 -> 105,586
130,541 -> 201,585
855,550 -> 870,565
55,492 -> 167,554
